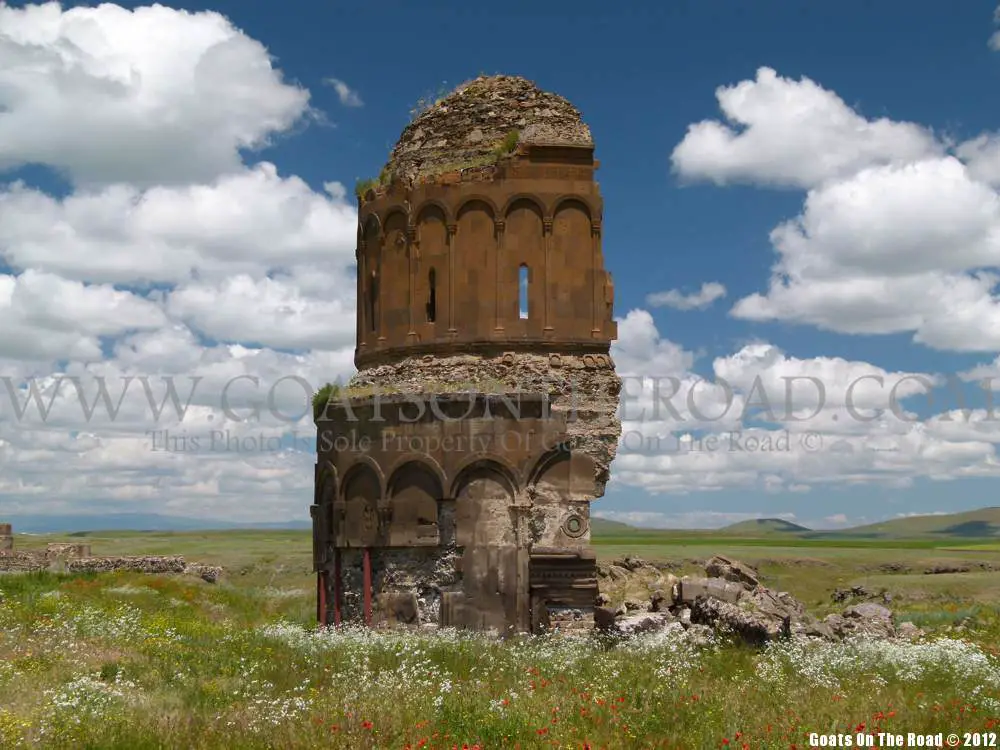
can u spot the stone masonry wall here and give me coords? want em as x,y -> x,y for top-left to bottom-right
350,351 -> 621,498
343,351 -> 621,631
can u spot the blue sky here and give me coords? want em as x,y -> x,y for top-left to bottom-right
2,1 -> 1000,528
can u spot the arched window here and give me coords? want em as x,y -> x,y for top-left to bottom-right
519,264 -> 529,320
426,268 -> 436,323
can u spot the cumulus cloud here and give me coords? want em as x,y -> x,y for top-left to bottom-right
0,2 -> 359,521
670,67 -> 940,189
323,77 -> 364,107
729,157 -> 1000,350
609,313 -> 1000,496
0,271 -> 166,361
0,2 -> 311,187
646,282 -> 726,310
669,67 -> 1000,352
0,164 -> 357,285
166,274 -> 356,351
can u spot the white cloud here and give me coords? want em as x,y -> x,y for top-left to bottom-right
0,2 -> 311,188
0,3 -> 360,521
167,273 -> 356,350
729,157 -> 1000,350
646,282 -> 726,311
0,270 -> 166,361
669,67 -> 1000,354
670,67 -> 940,189
609,312 -> 1000,496
955,133 -> 1000,186
0,164 -> 357,285
323,77 -> 363,107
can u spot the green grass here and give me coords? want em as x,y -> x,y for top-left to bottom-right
2,529 -> 999,748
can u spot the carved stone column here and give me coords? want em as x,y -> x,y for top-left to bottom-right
509,498 -> 533,632
357,241 -> 367,353
376,231 -> 386,344
591,220 -> 602,336
447,222 -> 458,337
406,224 -> 417,341
542,217 -> 553,334
494,219 -> 505,332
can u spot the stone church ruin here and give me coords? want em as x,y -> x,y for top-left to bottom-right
312,75 -> 622,633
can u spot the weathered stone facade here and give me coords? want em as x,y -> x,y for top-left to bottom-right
313,76 -> 621,633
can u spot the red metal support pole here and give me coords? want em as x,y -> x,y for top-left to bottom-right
317,571 -> 328,626
333,548 -> 342,626
363,547 -> 372,627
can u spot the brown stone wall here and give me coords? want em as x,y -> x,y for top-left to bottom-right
0,523 -> 12,553
314,387 -> 614,631
355,145 -> 616,369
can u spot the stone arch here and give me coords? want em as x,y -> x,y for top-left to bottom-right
456,199 -> 497,338
362,215 -> 382,336
386,453 -> 446,497
528,447 -> 597,499
381,209 -> 409,342
503,198 -> 544,334
502,193 -> 545,219
455,194 -> 498,220
415,199 -> 452,226
341,457 -> 384,502
452,458 -> 518,549
386,459 -> 443,546
416,203 -> 449,337
381,205 -> 409,228
316,461 -> 339,504
361,213 -> 382,242
551,195 -> 593,222
340,459 -> 383,547
550,198 -> 593,327
451,454 -> 519,498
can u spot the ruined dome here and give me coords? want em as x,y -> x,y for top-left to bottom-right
385,75 -> 593,184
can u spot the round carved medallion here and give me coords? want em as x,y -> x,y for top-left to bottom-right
562,513 -> 588,538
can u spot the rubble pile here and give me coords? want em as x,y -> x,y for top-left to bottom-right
595,554 -> 922,644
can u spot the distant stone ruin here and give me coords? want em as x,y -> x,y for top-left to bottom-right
0,523 -> 221,582
312,75 -> 621,634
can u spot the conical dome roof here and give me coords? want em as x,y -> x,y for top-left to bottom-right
385,75 -> 593,184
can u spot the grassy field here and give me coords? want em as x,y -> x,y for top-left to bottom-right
2,528 -> 999,748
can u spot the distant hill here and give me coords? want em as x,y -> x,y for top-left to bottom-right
3,513 -> 310,534
831,507 -> 1000,539
720,518 -> 811,534
590,517 -> 637,535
